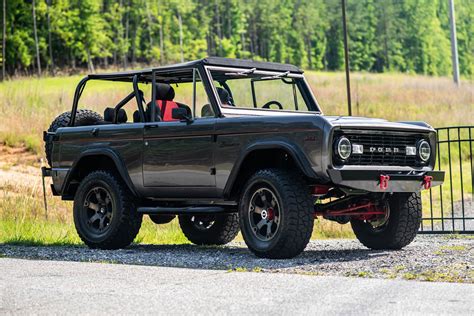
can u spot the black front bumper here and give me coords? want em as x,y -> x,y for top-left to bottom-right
327,169 -> 444,193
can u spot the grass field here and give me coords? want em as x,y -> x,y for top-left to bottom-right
0,71 -> 472,246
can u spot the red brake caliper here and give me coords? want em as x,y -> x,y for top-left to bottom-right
267,208 -> 275,221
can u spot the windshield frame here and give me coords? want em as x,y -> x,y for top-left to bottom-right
204,65 -> 322,115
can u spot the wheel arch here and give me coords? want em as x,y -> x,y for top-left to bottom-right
62,148 -> 138,198
223,141 -> 317,200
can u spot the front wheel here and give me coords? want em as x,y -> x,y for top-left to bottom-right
351,193 -> 422,250
239,169 -> 314,259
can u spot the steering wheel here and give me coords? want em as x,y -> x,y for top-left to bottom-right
262,100 -> 283,110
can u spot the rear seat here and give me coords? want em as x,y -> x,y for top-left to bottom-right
103,107 -> 127,123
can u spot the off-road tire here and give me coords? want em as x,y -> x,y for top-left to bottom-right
179,213 -> 239,245
73,170 -> 142,249
45,110 -> 103,166
351,193 -> 422,250
239,168 -> 314,259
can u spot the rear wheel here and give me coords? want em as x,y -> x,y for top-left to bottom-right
179,213 -> 239,245
351,193 -> 422,250
73,170 -> 142,249
239,168 -> 314,259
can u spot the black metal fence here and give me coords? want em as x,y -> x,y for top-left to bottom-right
419,126 -> 473,234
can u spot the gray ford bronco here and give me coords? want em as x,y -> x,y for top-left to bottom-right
43,57 -> 444,259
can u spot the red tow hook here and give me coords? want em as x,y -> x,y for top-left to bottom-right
423,175 -> 433,190
379,175 -> 390,190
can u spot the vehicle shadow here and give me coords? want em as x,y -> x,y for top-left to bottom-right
0,242 -> 397,271
128,243 -> 393,269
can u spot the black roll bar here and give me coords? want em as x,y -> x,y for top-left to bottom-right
132,74 -> 146,122
151,71 -> 157,122
69,76 -> 89,127
69,75 -> 147,126
112,91 -> 136,123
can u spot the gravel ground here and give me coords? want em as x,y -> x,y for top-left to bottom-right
1,235 -> 473,283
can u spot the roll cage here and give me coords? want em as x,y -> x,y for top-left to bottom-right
69,57 -> 321,127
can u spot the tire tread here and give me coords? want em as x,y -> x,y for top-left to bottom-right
74,170 -> 142,250
351,193 -> 421,250
240,168 -> 314,259
179,213 -> 239,245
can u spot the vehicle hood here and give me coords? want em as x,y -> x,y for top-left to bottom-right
323,115 -> 434,132
221,108 -> 434,133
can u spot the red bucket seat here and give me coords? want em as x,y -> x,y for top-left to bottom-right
153,83 -> 180,122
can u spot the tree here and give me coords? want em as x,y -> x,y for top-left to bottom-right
342,0 -> 377,71
401,0 -> 451,75
324,0 -> 344,70
32,0 -> 41,75
453,0 -> 474,76
46,0 -> 54,74
2,0 -> 5,80
0,0 -> 472,77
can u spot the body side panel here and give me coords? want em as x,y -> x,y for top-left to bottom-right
54,123 -> 144,195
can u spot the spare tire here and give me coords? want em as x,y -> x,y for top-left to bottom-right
45,109 -> 103,166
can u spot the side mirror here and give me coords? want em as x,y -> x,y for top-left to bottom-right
172,107 -> 193,122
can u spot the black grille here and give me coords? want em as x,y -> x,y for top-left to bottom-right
334,131 -> 426,166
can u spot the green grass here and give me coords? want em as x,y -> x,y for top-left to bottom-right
0,183 -> 191,246
402,270 -> 466,283
135,219 -> 190,245
0,219 -> 82,246
0,215 -> 351,247
0,132 -> 43,155
0,217 -> 191,247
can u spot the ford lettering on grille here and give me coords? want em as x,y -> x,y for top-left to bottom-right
369,147 -> 400,153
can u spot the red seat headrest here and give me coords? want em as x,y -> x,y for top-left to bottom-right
156,100 -> 179,121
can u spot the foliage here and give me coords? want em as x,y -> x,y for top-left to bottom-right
1,0 -> 472,77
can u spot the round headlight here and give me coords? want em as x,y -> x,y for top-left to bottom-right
336,137 -> 352,160
418,140 -> 431,162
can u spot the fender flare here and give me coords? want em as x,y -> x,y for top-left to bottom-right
223,141 -> 318,197
61,148 -> 138,197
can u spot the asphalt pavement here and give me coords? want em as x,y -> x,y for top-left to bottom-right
1,258 -> 473,315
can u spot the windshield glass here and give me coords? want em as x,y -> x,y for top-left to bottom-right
208,69 -> 316,112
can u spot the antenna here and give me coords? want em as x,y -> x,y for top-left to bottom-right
341,0 -> 352,116
448,0 -> 460,86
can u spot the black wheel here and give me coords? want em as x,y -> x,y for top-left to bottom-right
178,213 -> 239,245
73,170 -> 142,249
45,110 -> 103,166
351,193 -> 422,250
239,168 -> 314,259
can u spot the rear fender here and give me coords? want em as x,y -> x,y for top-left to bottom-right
61,148 -> 138,197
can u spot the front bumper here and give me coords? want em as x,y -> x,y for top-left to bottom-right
327,169 -> 444,193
